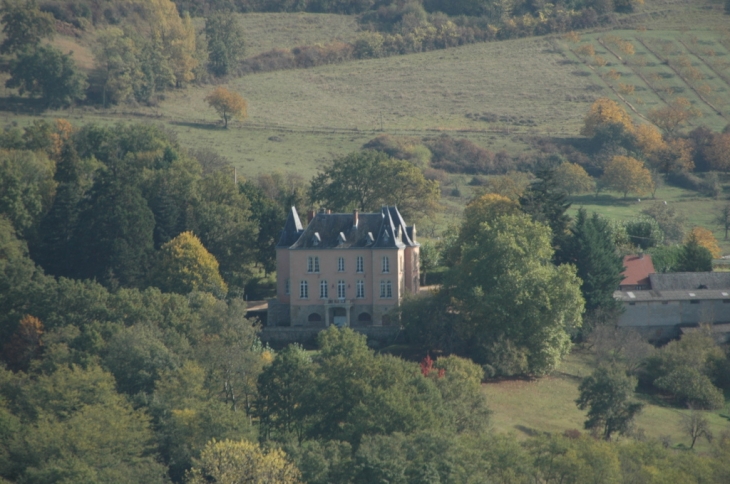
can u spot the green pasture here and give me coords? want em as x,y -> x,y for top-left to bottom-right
484,348 -> 730,452
567,183 -> 730,254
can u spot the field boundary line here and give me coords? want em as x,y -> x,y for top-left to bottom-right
567,45 -> 650,123
597,37 -> 672,107
677,39 -> 730,92
636,37 -> 726,119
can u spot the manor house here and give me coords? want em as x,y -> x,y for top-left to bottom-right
267,206 -> 420,328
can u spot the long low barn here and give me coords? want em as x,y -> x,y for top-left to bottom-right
615,272 -> 730,341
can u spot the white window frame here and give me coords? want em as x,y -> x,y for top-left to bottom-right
320,280 -> 328,299
300,280 -> 308,299
308,256 -> 320,273
380,280 -> 392,298
356,256 -> 364,273
356,280 -> 365,298
337,280 -> 346,299
338,257 -> 345,272
382,256 -> 390,273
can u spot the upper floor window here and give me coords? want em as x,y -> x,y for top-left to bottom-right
356,256 -> 364,273
320,280 -> 328,299
337,280 -> 346,299
285,278 -> 290,295
380,280 -> 392,298
356,280 -> 365,298
300,280 -> 308,299
307,256 -> 320,273
382,256 -> 390,273
338,257 -> 345,272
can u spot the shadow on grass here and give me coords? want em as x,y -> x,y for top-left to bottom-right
169,120 -> 220,130
0,96 -> 49,114
515,425 -> 549,437
569,194 -> 637,207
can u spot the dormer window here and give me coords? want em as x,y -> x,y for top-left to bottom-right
367,232 -> 375,245
338,232 -> 346,245
312,232 -> 321,246
383,230 -> 390,241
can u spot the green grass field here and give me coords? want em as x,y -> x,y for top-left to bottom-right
2,0 -> 729,241
484,348 -> 730,452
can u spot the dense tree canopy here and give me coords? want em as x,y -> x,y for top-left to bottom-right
446,213 -> 584,375
0,0 -> 54,54
310,150 -> 439,221
6,45 -> 88,108
205,12 -> 246,77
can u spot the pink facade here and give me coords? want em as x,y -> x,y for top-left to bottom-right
268,207 -> 420,327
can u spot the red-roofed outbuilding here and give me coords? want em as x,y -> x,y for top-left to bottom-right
619,254 -> 655,291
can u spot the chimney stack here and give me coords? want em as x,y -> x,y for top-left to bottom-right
307,210 -> 315,223
353,209 -> 359,228
327,209 -> 331,214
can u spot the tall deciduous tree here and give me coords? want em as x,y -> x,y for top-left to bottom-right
601,155 -> 653,198
0,149 -> 56,238
576,365 -> 643,440
205,12 -> 246,77
310,150 -> 440,221
93,27 -> 143,106
580,97 -> 634,138
6,45 -> 87,108
185,438 -> 301,484
0,0 -> 54,54
205,86 -> 248,128
554,162 -> 594,196
152,231 -> 228,296
648,98 -> 700,135
448,213 -> 584,375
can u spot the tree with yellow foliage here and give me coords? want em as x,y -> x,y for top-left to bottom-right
185,439 -> 301,484
205,87 -> 248,128
1,314 -> 43,371
581,98 -> 634,138
648,98 -> 700,135
686,227 -> 721,259
554,162 -> 595,196
152,231 -> 227,296
706,132 -> 730,172
633,123 -> 666,155
601,156 -> 653,198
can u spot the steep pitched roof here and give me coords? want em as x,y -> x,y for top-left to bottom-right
276,206 -> 303,248
620,255 -> 655,287
285,206 -> 418,250
649,272 -> 730,291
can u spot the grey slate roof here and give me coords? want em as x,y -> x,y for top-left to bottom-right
649,272 -> 730,291
614,289 -> 730,302
278,206 -> 418,250
277,206 -> 303,247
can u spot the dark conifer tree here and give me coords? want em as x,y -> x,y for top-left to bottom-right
32,143 -> 86,277
677,237 -> 713,272
519,167 -> 572,253
560,209 -> 624,318
73,177 -> 155,288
